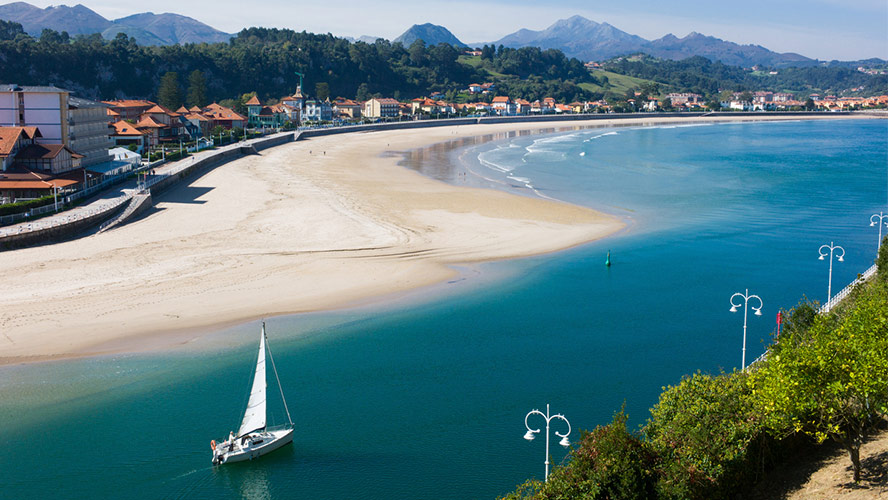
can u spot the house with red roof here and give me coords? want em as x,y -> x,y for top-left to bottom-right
110,120 -> 148,151
202,103 -> 247,130
0,126 -> 41,171
492,96 -> 515,115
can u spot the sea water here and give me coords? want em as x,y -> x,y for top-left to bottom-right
0,119 -> 885,499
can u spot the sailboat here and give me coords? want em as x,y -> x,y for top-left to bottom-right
211,322 -> 294,465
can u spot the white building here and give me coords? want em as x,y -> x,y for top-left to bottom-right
0,84 -> 70,145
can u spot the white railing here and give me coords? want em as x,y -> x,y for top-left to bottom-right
818,264 -> 878,314
746,262 -> 879,371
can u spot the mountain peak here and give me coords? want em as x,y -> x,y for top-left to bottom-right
393,23 -> 465,47
0,1 -> 230,45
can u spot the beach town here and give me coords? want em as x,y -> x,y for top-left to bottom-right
1,2 -> 887,498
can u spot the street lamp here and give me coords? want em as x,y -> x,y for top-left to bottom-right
818,242 -> 845,305
524,404 -> 571,482
730,289 -> 763,369
870,212 -> 888,253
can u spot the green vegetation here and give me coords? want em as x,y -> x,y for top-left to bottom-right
500,243 -> 888,499
605,54 -> 888,98
186,70 -> 208,108
0,195 -> 56,216
0,20 -> 598,104
157,71 -> 182,110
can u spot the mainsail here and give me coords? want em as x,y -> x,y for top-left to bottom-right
237,326 -> 267,437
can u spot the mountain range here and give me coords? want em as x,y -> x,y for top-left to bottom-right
482,15 -> 814,67
0,2 -> 231,45
0,3 -> 876,68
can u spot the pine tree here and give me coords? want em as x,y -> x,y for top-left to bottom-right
157,72 -> 181,110
186,70 -> 207,108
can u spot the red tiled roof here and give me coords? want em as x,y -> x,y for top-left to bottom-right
0,126 -> 41,157
136,116 -> 166,129
0,167 -> 81,189
111,121 -> 145,136
245,96 -> 261,106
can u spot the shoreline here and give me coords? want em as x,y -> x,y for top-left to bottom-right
0,114 -> 874,365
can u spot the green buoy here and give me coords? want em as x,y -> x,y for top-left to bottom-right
605,250 -> 611,267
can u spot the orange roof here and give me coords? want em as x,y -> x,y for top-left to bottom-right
245,95 -> 261,106
145,104 -> 179,117
103,99 -> 155,109
111,121 -> 145,136
176,106 -> 189,113
184,113 -> 209,122
0,168 -> 80,189
492,96 -> 511,103
136,116 -> 166,129
0,126 -> 41,157
189,105 -> 202,112
107,108 -> 120,117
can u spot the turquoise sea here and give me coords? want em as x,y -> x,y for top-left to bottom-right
0,119 -> 886,499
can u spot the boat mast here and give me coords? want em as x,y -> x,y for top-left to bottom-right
264,322 -> 293,426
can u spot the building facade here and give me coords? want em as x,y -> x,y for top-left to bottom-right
363,98 -> 400,118
68,97 -> 113,167
0,85 -> 70,145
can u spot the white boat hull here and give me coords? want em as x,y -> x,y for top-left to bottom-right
213,427 -> 293,465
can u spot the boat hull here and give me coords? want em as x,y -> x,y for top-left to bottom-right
213,428 -> 293,465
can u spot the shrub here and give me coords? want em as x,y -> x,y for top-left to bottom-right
751,279 -> 888,482
500,410 -> 656,500
645,371 -> 767,500
0,195 -> 56,216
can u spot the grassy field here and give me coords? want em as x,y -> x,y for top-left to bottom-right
458,55 -> 663,98
581,70 -> 662,95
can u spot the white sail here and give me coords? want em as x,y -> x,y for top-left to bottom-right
237,326 -> 267,437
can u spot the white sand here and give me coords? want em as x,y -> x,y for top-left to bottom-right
0,114 -> 869,363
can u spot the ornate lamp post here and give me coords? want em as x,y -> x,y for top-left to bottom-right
870,212 -> 888,253
818,242 -> 845,305
524,404 -> 571,481
730,289 -> 763,369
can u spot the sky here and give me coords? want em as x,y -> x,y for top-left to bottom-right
22,0 -> 888,61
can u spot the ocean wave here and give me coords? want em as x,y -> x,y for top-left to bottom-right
583,131 -> 618,142
477,151 -> 515,173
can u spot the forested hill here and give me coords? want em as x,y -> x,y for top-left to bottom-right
604,54 -> 888,98
0,21 -> 599,103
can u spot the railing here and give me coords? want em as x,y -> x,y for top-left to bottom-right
745,263 -> 879,371
818,264 -> 878,314
0,194 -> 130,238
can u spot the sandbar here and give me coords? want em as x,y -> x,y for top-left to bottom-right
0,114 -> 871,363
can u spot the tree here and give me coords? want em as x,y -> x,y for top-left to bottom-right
0,20 -> 24,41
408,39 -> 427,66
738,91 -> 753,103
315,82 -> 330,101
480,44 -> 494,60
355,83 -> 370,101
752,279 -> 888,482
186,70 -> 208,108
157,72 -> 182,110
805,98 -> 816,110
646,371 -> 766,498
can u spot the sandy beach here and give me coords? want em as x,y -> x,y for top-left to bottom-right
0,114 -> 870,363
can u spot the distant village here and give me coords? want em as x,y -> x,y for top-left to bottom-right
1,80 -> 887,206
